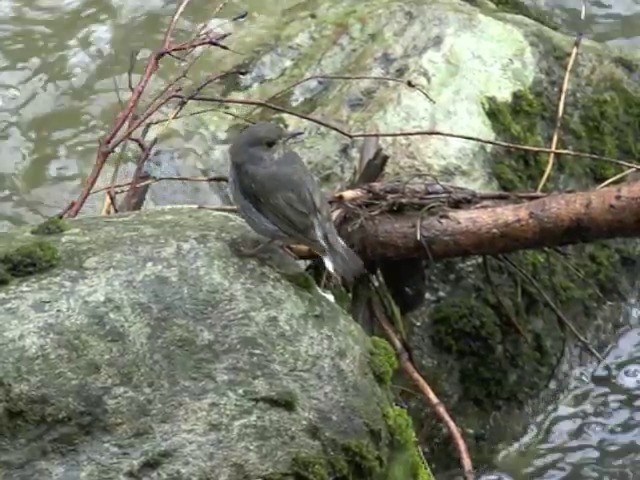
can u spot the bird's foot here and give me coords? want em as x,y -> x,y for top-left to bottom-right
234,239 -> 276,257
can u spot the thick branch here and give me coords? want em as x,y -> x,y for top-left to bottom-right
346,181 -> 640,261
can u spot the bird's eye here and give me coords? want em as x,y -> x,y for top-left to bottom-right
265,140 -> 276,148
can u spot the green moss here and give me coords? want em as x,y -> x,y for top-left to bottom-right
266,429 -> 431,480
484,89 -> 547,191
251,390 -> 298,412
283,440 -> 382,480
282,271 -> 317,293
30,217 -> 70,236
329,285 -> 351,312
384,406 -> 434,480
0,241 -> 60,279
428,240 -> 630,409
462,66 -> 640,410
369,337 -> 398,387
485,76 -> 640,192
563,79 -> 640,184
290,454 -> 330,480
470,50 -> 640,400
430,293 -> 540,407
341,440 -> 383,478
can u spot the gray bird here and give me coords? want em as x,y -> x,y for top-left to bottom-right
228,121 -> 365,283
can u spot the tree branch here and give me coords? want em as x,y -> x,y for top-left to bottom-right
341,180 -> 640,261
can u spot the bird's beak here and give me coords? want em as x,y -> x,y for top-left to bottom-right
284,130 -> 305,143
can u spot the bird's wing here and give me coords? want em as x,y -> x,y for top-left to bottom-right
234,149 -> 325,244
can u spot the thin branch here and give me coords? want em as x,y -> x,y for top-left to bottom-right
163,0 -> 192,48
184,94 -> 640,171
255,74 -> 435,112
537,14 -> 585,192
500,255 -> 603,362
91,174 -> 228,196
482,256 -> 529,341
597,167 -> 635,189
370,290 -> 474,480
64,21 -> 232,218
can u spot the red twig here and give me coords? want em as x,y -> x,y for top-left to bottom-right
64,0 -> 230,218
371,295 -> 475,480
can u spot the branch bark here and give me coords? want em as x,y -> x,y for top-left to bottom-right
342,180 -> 640,261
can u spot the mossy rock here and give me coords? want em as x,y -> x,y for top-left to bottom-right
267,406 -> 433,480
251,390 -> 299,412
401,16 -> 640,474
30,217 -> 70,236
0,207 -> 437,479
0,240 -> 60,283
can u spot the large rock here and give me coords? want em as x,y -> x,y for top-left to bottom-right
152,0 -> 640,473
55,0 -> 640,474
0,209 -> 432,480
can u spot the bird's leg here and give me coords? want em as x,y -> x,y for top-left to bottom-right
235,238 -> 277,257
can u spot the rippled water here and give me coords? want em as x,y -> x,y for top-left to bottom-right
491,307 -> 640,480
534,0 -> 640,46
1,0 -> 640,478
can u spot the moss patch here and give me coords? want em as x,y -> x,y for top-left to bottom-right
428,239 -> 631,409
421,52 -> 640,446
264,419 -> 432,480
383,406 -> 433,480
290,454 -> 329,480
273,438 -> 383,480
0,240 -> 60,285
484,77 -> 640,192
281,271 -> 317,293
369,337 -> 398,387
328,285 -> 351,312
30,217 -> 70,236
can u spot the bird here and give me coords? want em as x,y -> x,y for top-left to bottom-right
228,121 -> 366,284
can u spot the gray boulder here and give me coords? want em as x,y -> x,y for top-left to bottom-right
0,209 -> 432,480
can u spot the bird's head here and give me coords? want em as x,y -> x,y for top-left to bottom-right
232,121 -> 303,155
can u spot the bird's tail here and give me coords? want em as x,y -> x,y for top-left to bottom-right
319,224 -> 366,284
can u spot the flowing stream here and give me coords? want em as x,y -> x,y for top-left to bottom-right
1,1 -> 639,478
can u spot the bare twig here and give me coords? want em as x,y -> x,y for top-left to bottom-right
482,256 -> 529,341
63,0 -> 234,218
597,167 -> 636,189
370,290 -> 474,480
537,5 -> 586,192
184,93 -> 640,171
255,74 -> 435,111
91,175 -> 228,196
500,255 -> 603,362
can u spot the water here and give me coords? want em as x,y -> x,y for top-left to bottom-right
492,309 -> 640,479
536,0 -> 640,47
1,0 -> 640,478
